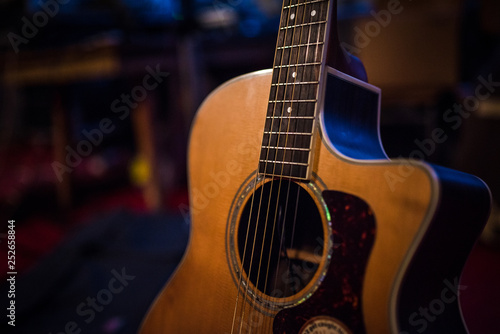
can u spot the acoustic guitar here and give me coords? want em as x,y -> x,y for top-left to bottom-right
140,1 -> 491,333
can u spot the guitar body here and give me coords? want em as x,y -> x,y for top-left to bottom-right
140,69 -> 490,334
140,1 -> 490,333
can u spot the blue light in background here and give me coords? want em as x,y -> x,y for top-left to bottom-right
25,0 -> 376,32
28,0 -> 182,23
240,18 -> 261,38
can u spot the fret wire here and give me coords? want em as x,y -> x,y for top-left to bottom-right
262,146 -> 311,152
258,172 -> 308,180
280,20 -> 327,30
283,0 -> 325,10
260,160 -> 309,167
277,42 -> 324,50
266,116 -> 315,119
273,62 -> 321,68
263,0 -> 300,180
264,131 -> 313,135
271,81 -> 319,86
264,0 -> 294,171
260,0 -> 329,179
269,99 -> 316,103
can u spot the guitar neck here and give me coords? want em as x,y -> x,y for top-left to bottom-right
259,0 -> 333,180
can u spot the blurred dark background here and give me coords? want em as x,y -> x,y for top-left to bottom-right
0,0 -> 499,333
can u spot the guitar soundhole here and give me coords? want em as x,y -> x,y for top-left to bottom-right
237,180 -> 325,298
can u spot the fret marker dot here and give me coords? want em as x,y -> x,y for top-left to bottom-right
290,13 -> 295,20
292,72 -> 297,78
311,10 -> 317,17
287,107 -> 292,113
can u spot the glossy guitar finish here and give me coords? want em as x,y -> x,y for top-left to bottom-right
139,1 -> 490,333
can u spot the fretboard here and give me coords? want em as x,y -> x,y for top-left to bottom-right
259,0 -> 331,180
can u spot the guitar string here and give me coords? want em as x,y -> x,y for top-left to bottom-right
269,0 -> 306,300
232,0 -> 327,332
232,1 -> 294,333
250,1 -> 309,332
276,0 -> 319,312
284,0 -> 327,305
275,0 -> 314,295
258,2 -> 312,332
254,1 -> 326,332
251,1 -> 325,332
297,0 -> 329,293
265,2 -> 328,332
229,7 -> 286,329
243,0 -> 300,331
251,0 -> 319,331
229,159 -> 262,333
